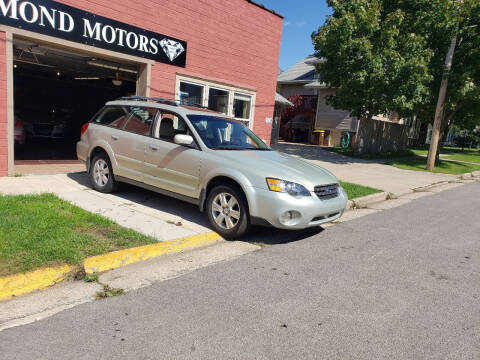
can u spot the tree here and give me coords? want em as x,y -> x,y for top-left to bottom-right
312,0 -> 480,165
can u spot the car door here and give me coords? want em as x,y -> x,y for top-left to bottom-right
116,106 -> 157,183
143,111 -> 201,199
90,106 -> 134,179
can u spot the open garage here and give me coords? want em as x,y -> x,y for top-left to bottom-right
13,39 -> 137,163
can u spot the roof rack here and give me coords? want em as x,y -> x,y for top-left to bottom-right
116,96 -> 212,110
183,102 -> 210,110
117,96 -> 178,107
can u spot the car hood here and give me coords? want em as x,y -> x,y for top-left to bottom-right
215,150 -> 338,191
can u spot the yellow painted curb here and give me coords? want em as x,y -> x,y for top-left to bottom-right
0,265 -> 72,301
83,232 -> 221,274
0,232 -> 221,302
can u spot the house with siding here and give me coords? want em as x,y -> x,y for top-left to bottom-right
276,55 -> 420,151
276,56 -> 358,146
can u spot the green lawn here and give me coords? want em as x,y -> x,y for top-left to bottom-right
410,148 -> 429,156
410,147 -> 480,164
443,148 -> 480,164
325,147 -> 415,160
340,181 -> 383,199
0,193 -> 158,277
386,156 -> 480,175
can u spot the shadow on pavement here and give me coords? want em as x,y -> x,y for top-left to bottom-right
67,172 -> 325,245
272,142 -> 386,165
241,225 -> 324,245
67,172 -> 210,228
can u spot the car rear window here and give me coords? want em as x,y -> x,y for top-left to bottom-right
93,106 -> 130,129
123,107 -> 156,136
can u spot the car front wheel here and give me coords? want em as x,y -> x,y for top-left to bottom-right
206,185 -> 250,239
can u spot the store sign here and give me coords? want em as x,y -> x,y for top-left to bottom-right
0,0 -> 187,67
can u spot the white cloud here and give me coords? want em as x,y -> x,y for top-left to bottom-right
284,21 -> 291,27
296,21 -> 306,27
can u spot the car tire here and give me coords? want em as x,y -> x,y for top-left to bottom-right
90,153 -> 117,193
206,184 -> 250,239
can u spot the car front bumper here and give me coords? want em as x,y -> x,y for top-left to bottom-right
249,187 -> 348,230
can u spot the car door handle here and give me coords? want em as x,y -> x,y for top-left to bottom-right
150,145 -> 159,151
111,135 -> 119,140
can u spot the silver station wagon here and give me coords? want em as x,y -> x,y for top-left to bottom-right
77,96 -> 347,238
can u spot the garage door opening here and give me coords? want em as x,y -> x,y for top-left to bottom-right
13,38 -> 138,164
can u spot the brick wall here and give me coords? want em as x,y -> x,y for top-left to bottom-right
59,0 -> 283,142
0,31 -> 7,176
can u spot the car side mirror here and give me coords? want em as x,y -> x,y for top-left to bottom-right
174,134 -> 194,146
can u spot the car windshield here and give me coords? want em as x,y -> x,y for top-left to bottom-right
187,115 -> 270,150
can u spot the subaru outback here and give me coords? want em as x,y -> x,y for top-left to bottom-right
77,96 -> 347,238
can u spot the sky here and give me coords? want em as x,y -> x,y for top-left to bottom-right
258,0 -> 331,71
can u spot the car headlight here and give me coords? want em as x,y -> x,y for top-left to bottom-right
266,178 -> 311,198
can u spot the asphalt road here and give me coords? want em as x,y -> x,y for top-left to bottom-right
1,182 -> 479,359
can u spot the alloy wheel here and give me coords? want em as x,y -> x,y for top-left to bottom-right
211,192 -> 241,230
93,159 -> 109,187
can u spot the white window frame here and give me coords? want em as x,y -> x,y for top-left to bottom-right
207,86 -> 230,116
233,92 -> 253,123
175,75 -> 256,128
178,80 -> 206,107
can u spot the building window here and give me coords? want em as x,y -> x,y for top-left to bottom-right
208,88 -> 229,115
233,93 -> 252,120
177,76 -> 255,128
179,81 -> 204,106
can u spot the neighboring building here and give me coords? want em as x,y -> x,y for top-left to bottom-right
0,0 -> 283,176
276,56 -> 318,144
270,92 -> 293,145
276,55 -> 358,146
277,55 -> 419,151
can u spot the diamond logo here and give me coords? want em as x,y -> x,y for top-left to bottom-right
160,38 -> 185,62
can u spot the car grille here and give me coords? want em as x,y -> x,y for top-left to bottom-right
314,183 -> 339,200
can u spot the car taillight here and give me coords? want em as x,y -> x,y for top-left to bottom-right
15,120 -> 23,127
80,123 -> 90,136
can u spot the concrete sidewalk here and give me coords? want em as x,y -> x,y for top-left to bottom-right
0,173 -> 211,242
273,143 -> 458,195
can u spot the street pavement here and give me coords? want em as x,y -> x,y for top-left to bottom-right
273,142 -> 460,195
0,182 -> 478,359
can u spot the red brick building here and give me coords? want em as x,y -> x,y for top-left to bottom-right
0,0 -> 283,176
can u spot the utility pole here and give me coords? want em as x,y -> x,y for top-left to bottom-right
426,3 -> 460,170
426,37 -> 457,170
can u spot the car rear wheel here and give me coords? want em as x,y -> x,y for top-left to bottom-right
206,185 -> 250,239
90,153 -> 117,193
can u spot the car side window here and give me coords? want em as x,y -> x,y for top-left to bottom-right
122,107 -> 157,136
93,106 -> 130,129
155,112 -> 190,142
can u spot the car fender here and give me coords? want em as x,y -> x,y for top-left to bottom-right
87,140 -> 118,173
202,168 -> 257,213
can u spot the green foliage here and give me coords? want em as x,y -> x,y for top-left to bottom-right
83,273 -> 99,283
312,0 -> 480,128
96,284 -> 125,299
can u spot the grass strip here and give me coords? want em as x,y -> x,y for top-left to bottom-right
0,193 -> 158,277
340,181 -> 383,199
